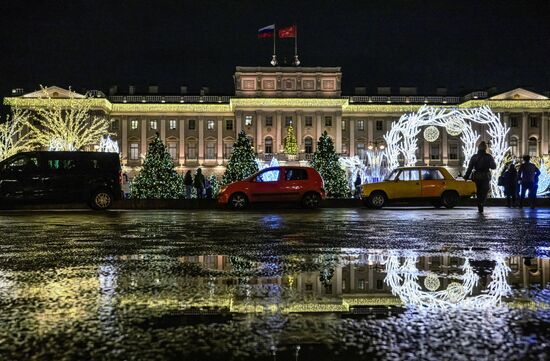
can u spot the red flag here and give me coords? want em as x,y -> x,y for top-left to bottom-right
278,25 -> 296,38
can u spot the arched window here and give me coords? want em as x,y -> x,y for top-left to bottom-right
247,135 -> 254,148
265,137 -> 273,154
509,137 -> 518,157
304,137 -> 313,154
528,137 -> 538,157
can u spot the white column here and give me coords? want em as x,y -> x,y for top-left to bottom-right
140,119 -> 147,161
367,119 -> 374,144
335,113 -> 342,154
296,112 -> 302,150
121,118 -> 128,164
522,112 -> 529,156
349,119 -> 355,157
179,119 -> 185,165
315,112 -> 322,140
542,112 -> 549,155
235,112 -> 242,135
198,117 -> 204,164
276,111 -> 282,153
256,112 -> 263,153
442,129 -> 448,164
217,118 -> 223,165
160,119 -> 166,141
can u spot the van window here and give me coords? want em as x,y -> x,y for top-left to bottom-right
4,155 -> 38,172
47,158 -> 77,171
285,168 -> 308,181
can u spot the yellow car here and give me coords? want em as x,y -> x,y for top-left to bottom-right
361,166 -> 477,209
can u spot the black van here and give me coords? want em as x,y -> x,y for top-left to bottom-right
0,151 -> 122,210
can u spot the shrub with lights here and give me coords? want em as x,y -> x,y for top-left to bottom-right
131,134 -> 184,199
222,130 -> 259,185
310,131 -> 350,198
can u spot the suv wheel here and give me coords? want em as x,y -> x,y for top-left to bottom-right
229,193 -> 248,209
441,191 -> 459,209
302,192 -> 321,209
90,190 -> 113,210
369,191 -> 386,209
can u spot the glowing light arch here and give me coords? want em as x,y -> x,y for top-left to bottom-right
383,106 -> 509,197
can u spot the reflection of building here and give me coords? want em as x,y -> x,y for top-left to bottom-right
146,253 -> 549,313
5,68 -> 550,177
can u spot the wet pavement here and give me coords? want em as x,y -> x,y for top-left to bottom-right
0,207 -> 549,360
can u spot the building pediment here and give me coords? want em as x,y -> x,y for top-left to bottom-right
22,86 -> 86,99
490,88 -> 548,100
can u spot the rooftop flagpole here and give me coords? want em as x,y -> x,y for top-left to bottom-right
294,23 -> 300,66
271,24 -> 278,66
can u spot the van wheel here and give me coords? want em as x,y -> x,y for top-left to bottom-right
302,192 -> 321,209
90,190 -> 113,210
441,191 -> 459,209
229,193 -> 248,209
369,191 -> 387,209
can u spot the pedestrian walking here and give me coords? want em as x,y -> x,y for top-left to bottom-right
464,141 -> 496,213
204,177 -> 213,199
354,173 -> 362,199
518,155 -> 540,209
194,168 -> 206,199
184,170 -> 193,199
501,163 -> 518,207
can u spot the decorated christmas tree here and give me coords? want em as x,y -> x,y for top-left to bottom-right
222,130 -> 259,185
284,125 -> 298,156
209,175 -> 221,198
310,131 -> 350,198
131,134 -> 184,199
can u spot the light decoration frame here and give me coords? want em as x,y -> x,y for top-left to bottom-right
383,251 -> 512,309
383,105 -> 509,197
254,157 -> 280,182
99,135 -> 120,153
537,158 -> 550,196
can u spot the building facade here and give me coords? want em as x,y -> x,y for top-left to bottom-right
5,66 -> 550,178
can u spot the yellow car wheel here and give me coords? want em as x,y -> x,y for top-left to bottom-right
441,191 -> 459,209
369,191 -> 387,209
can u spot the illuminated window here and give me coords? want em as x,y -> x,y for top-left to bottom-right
510,137 -> 518,156
357,143 -> 365,159
149,120 -> 157,130
265,137 -> 273,153
187,143 -> 197,159
528,137 -> 538,157
245,115 -> 253,126
168,143 -> 177,160
169,120 -> 177,130
357,120 -> 365,131
224,143 -> 233,158
131,120 -> 138,130
341,120 -> 346,130
207,120 -> 215,130
206,143 -> 216,159
449,143 -> 458,160
130,143 -> 139,160
430,144 -> 440,160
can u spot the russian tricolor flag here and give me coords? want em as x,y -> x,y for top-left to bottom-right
258,24 -> 275,38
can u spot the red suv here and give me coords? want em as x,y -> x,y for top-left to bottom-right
218,166 -> 325,209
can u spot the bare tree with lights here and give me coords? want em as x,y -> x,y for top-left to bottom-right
24,86 -> 110,151
0,108 -> 33,161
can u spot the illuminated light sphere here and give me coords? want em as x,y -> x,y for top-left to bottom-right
446,118 -> 464,136
423,126 -> 440,142
424,272 -> 441,291
446,282 -> 466,303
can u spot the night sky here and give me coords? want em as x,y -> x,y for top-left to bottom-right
2,0 -> 549,98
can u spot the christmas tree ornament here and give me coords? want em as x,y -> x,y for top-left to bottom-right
423,126 -> 440,142
424,272 -> 440,291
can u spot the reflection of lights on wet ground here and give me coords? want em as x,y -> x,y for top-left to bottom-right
261,214 -> 284,230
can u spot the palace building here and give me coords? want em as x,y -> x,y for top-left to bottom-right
5,66 -> 550,177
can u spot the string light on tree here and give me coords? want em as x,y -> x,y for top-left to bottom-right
283,125 -> 298,158
445,117 -> 464,136
131,134 -> 184,199
310,131 -> 349,198
222,130 -> 259,185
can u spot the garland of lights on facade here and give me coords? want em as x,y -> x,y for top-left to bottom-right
383,106 -> 510,197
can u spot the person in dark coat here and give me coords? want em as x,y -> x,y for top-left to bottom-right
354,173 -> 362,199
518,155 -> 540,209
193,168 -> 206,199
184,170 -> 193,199
464,141 -> 497,213
501,163 -> 518,207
